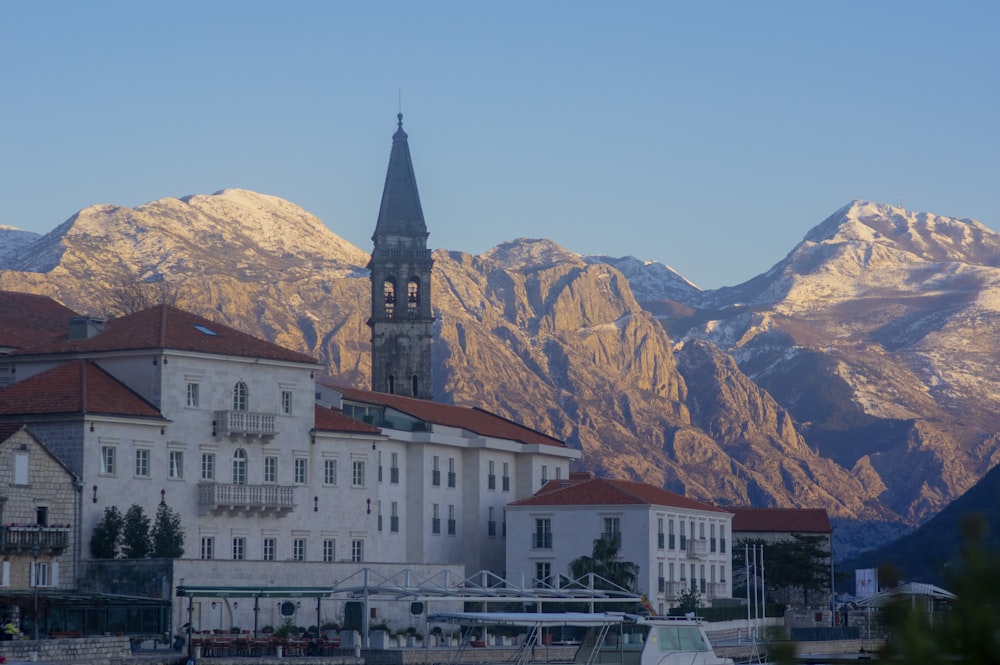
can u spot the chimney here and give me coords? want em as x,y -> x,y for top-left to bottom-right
68,316 -> 106,341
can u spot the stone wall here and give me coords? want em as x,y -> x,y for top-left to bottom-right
0,635 -> 132,663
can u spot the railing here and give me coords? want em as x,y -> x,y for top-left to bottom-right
214,411 -> 277,438
707,582 -> 728,599
686,538 -> 708,558
0,526 -> 70,555
664,581 -> 684,598
198,483 -> 295,514
657,533 -> 665,549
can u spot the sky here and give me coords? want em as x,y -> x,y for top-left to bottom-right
1,2 -> 997,289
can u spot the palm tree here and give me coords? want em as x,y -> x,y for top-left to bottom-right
569,534 -> 638,592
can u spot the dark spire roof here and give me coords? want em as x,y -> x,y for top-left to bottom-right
372,113 -> 428,242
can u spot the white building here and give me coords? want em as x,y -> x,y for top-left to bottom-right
0,297 -> 579,634
506,472 -> 733,616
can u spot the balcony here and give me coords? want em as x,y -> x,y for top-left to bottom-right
707,582 -> 728,599
198,483 -> 295,515
213,410 -> 277,439
663,581 -> 684,599
0,526 -> 70,555
686,538 -> 708,559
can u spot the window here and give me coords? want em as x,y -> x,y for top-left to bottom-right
324,459 -> 337,485
658,562 -> 665,592
36,507 -> 48,527
263,538 -> 276,561
390,502 -> 399,533
292,539 -> 305,561
377,501 -> 383,532
201,453 -> 215,481
679,521 -> 687,550
447,457 -> 456,488
407,279 -> 419,315
502,462 -> 510,492
534,562 -> 551,588
233,381 -> 249,411
390,452 -> 399,484
669,519 -> 675,550
14,454 -> 28,485
383,279 -> 396,318
657,517 -> 665,549
232,449 -> 247,485
101,446 -> 116,475
281,390 -> 293,415
351,539 -> 363,563
534,518 -> 552,549
432,504 -> 440,534
603,517 -> 620,541
488,507 -> 496,537
31,562 -> 50,588
447,505 -> 456,535
556,467 -> 562,480
431,456 -> 440,486
135,449 -> 150,478
377,451 -> 383,483
540,465 -> 548,487
264,456 -> 277,483
169,451 -> 183,479
294,458 -> 308,484
232,537 -> 246,560
200,537 -> 215,560
323,539 -> 335,563
710,524 -> 717,553
352,460 -> 365,487
186,383 -> 200,408
487,461 -> 496,491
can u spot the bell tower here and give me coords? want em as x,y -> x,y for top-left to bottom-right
368,113 -> 434,399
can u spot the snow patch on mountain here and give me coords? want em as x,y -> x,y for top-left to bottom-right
0,226 -> 41,266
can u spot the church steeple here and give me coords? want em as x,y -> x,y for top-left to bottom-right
368,114 -> 435,399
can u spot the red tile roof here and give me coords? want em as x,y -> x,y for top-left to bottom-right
313,405 -> 381,434
730,507 -> 831,533
510,476 -> 731,513
0,291 -> 79,350
327,383 -> 567,447
0,360 -> 163,419
13,305 -> 318,365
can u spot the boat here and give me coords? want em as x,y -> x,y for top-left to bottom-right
428,611 -> 735,665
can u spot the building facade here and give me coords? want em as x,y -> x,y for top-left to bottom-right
506,473 -> 733,616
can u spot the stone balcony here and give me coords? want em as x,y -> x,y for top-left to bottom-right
0,526 -> 70,555
213,410 -> 277,439
686,538 -> 708,559
198,483 -> 295,515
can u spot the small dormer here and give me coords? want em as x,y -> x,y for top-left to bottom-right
67,316 -> 105,341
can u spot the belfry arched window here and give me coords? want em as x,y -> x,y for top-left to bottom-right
232,448 -> 247,485
233,381 -> 248,411
384,278 -> 397,318
411,374 -> 419,397
407,278 -> 420,317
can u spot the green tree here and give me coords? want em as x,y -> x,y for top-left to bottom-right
676,587 -> 702,614
150,501 -> 185,558
121,504 -> 152,559
877,515 -> 1000,664
568,535 -> 638,592
90,506 -> 123,559
736,534 -> 829,606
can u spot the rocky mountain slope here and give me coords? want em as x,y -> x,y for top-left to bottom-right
3,191 -> 997,557
648,201 -> 1000,524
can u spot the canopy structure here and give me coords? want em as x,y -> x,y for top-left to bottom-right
854,582 -> 956,608
175,568 -> 641,650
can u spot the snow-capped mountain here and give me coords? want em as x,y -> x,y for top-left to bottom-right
3,192 -> 995,557
0,225 -> 40,266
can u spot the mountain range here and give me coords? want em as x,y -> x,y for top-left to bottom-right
2,190 -> 998,560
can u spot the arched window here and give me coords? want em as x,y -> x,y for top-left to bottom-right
407,278 -> 420,317
411,374 -> 419,397
387,375 -> 395,395
384,279 -> 396,318
233,382 -> 248,411
232,448 -> 247,485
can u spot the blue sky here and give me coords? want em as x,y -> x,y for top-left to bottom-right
2,1 -> 997,289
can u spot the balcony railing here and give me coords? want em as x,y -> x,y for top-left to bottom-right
213,410 -> 277,439
0,526 -> 70,555
664,581 -> 683,599
198,483 -> 295,514
686,538 -> 708,558
707,582 -> 728,599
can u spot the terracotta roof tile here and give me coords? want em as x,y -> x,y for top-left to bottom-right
510,476 -> 731,513
13,304 -> 318,365
313,405 -> 381,434
0,291 -> 79,350
328,384 -> 566,447
0,360 -> 163,419
730,507 -> 831,533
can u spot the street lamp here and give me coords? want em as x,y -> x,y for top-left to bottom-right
31,535 -> 40,641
